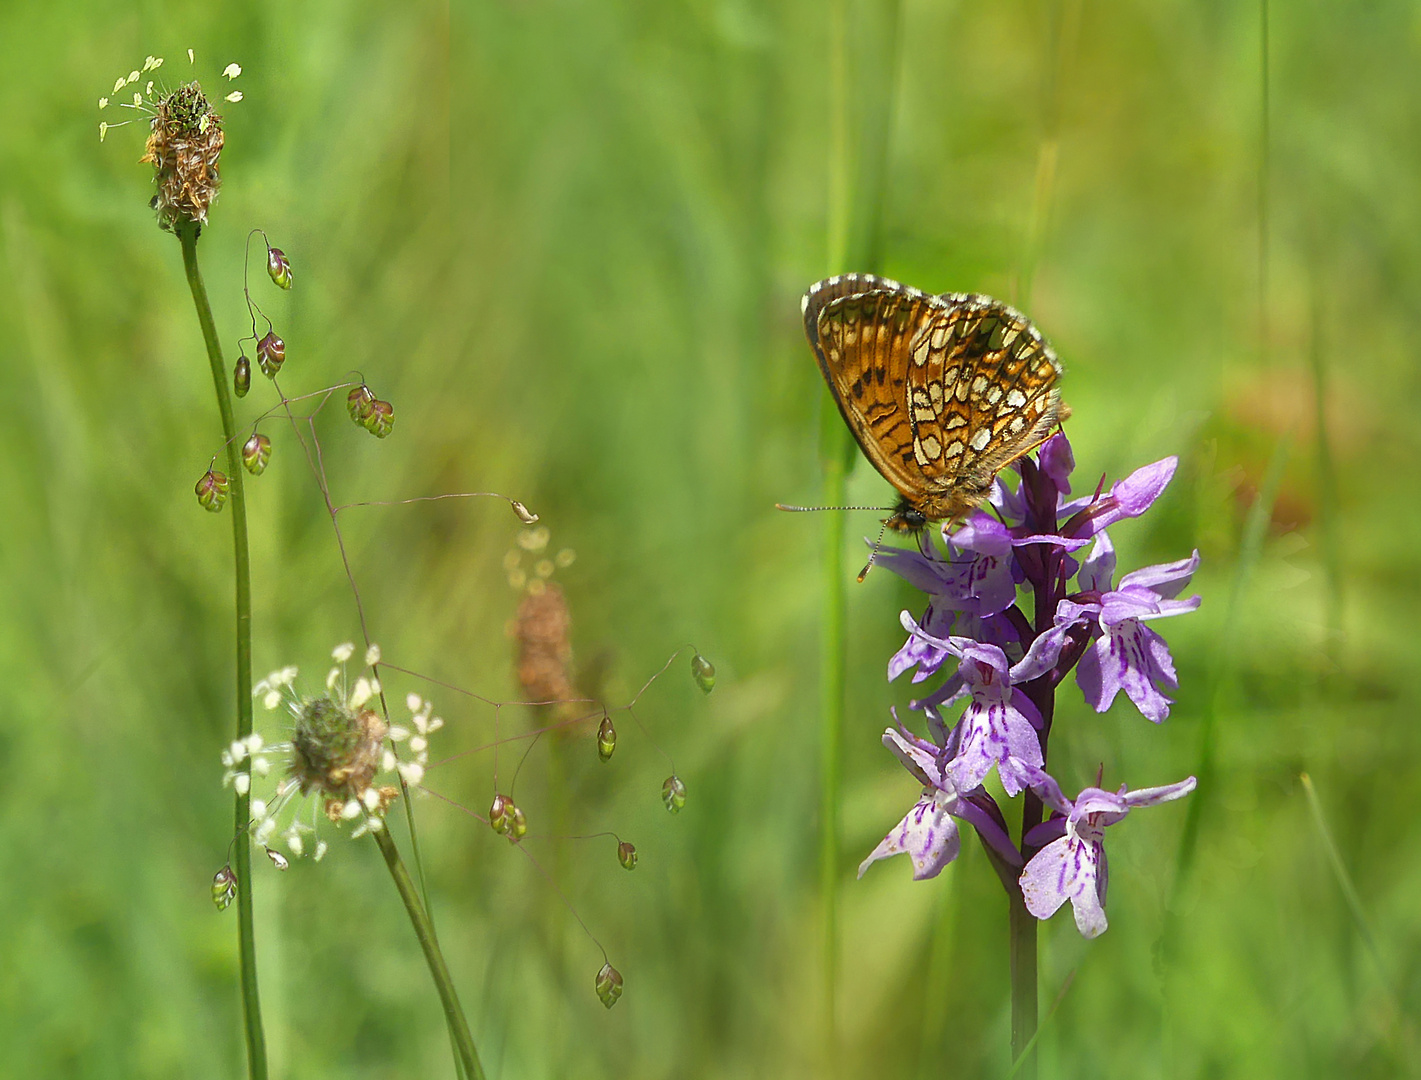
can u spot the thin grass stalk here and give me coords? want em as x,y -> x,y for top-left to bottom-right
373,829 -> 486,1080
819,1 -> 902,1064
176,220 -> 268,1080
818,0 -> 853,1060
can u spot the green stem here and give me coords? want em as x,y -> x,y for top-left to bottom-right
373,828 -> 486,1080
1007,888 -> 1039,1079
176,221 -> 268,1080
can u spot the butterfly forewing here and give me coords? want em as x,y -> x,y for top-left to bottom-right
803,275 -> 1064,527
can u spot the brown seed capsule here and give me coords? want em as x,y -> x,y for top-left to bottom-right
234,355 -> 251,398
242,433 -> 272,475
266,246 -> 292,289
195,469 -> 230,512
596,716 -> 617,762
255,331 -> 285,377
662,774 -> 687,814
617,841 -> 637,870
594,963 -> 624,1009
691,653 -> 716,694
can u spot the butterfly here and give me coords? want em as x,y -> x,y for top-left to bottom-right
801,274 -> 1065,533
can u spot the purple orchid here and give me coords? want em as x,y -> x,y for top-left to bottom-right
858,724 -> 1018,880
1018,768 -> 1197,938
1060,532 -> 1202,722
862,430 -> 1202,940
896,613 -> 1071,796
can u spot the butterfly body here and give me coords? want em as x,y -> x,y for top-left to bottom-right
802,274 -> 1065,532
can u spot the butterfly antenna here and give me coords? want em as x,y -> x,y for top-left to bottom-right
856,518 -> 891,582
775,502 -> 894,514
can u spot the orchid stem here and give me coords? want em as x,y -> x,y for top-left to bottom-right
176,220 -> 268,1080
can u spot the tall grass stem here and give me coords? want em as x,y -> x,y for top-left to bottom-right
373,828 -> 486,1080
176,221 -> 268,1080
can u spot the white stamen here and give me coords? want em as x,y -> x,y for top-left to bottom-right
251,798 -> 268,819
364,644 -> 381,666
398,762 -> 425,785
341,800 -> 361,820
234,774 -> 250,796
314,841 -> 328,861
406,693 -> 423,712
388,726 -> 409,742
332,643 -> 355,662
223,63 -> 242,79
350,677 -> 372,708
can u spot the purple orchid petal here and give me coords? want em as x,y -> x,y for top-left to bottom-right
1118,549 -> 1200,598
1010,622 -> 1071,683
1070,457 -> 1178,539
1019,836 -> 1074,919
857,791 -> 961,880
1038,433 -> 1075,495
882,727 -> 942,789
1079,532 -> 1117,593
1098,587 -> 1201,626
950,512 -> 1014,556
1110,621 -> 1178,722
1111,457 -> 1177,519
1018,764 -> 1073,816
1120,775 -> 1197,808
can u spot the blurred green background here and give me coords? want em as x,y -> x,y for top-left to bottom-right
3,0 -> 1419,1076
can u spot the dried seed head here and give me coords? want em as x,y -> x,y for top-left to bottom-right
691,653 -> 716,694
617,841 -> 637,870
662,774 -> 687,814
594,963 -> 624,1009
242,433 -> 272,475
266,246 -> 293,289
140,82 -> 225,229
195,469 -> 229,512
596,716 -> 617,762
513,583 -> 576,703
255,331 -> 285,377
234,355 -> 251,397
212,865 -> 237,910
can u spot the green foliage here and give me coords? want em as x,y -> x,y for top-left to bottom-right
2,0 -> 1419,1076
